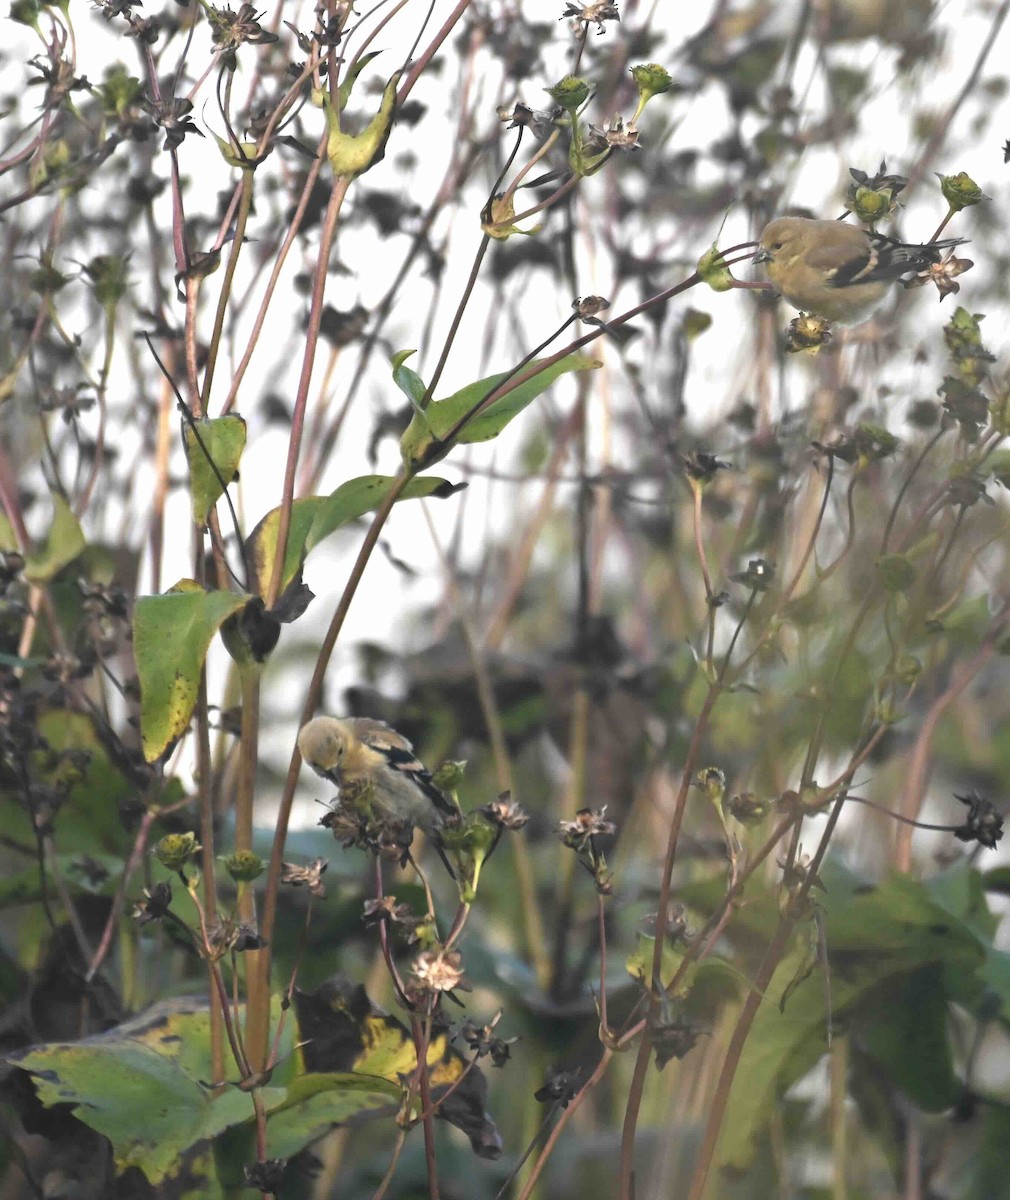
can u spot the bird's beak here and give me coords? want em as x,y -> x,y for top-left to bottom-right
752,247 -> 772,264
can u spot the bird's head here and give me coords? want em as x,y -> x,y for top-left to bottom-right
297,716 -> 350,782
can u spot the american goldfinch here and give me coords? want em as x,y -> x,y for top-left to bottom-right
754,217 -> 967,323
297,716 -> 458,833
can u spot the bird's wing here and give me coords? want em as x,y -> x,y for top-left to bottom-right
347,717 -> 414,752
806,238 -> 878,285
351,719 -> 457,817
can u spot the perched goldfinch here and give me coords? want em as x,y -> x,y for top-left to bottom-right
297,716 -> 458,833
754,217 -> 967,324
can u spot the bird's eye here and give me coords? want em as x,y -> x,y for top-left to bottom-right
771,241 -> 784,251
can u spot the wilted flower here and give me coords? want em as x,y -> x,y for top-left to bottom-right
480,793 -> 530,830
953,791 -> 1003,849
904,252 -> 974,301
585,115 -> 640,153
412,949 -> 467,994
209,4 -> 278,70
498,102 -> 560,139
651,1013 -> 704,1069
280,858 -> 328,897
682,451 -> 731,482
133,881 -> 172,925
143,96 -> 203,150
534,1066 -> 583,1106
362,895 -> 417,928
730,558 -> 775,591
458,1015 -> 517,1068
560,806 -> 616,851
785,311 -> 832,353
561,1 -> 620,34
244,1158 -> 287,1193
574,294 -> 611,320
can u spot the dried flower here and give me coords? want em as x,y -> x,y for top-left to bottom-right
209,4 -> 278,69
574,294 -> 611,320
411,949 -> 467,994
480,793 -> 530,830
280,858 -> 328,897
560,806 -> 616,851
133,881 -> 172,925
534,1066 -> 583,1106
904,251 -> 974,301
458,1015 -> 517,1068
585,115 -> 640,153
953,791 -> 1004,849
651,1013 -> 704,1069
785,311 -> 832,353
561,1 -> 619,35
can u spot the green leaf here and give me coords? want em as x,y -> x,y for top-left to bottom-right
391,349 -> 429,411
304,475 -> 462,553
400,354 -> 601,471
246,475 -> 462,598
24,494 -> 85,582
265,1073 -> 401,1161
4,999 -> 301,1185
12,1040 -> 209,1183
861,965 -> 960,1110
717,863 -> 988,1172
133,582 -> 250,761
184,415 -> 246,526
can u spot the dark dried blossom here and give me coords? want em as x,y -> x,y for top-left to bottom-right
362,895 -> 416,928
230,924 -> 267,952
953,791 -> 1003,849
534,1066 -> 583,1106
943,470 -> 993,509
785,312 -> 832,353
207,918 -> 266,956
244,1159 -> 287,1193
143,96 -> 204,151
574,294 -> 611,320
651,1013 -> 704,1069
561,2 -> 619,34
280,857 -> 328,897
560,806 -> 616,851
497,102 -> 561,139
730,558 -> 775,591
585,115 -> 640,153
28,55 -> 90,109
133,880 -> 172,925
458,1016 -> 517,1068
209,4 -> 278,70
682,451 -> 731,482
480,793 -> 529,830
93,0 -> 142,17
904,252 -> 974,301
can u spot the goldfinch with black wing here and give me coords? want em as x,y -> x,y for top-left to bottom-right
297,715 -> 458,833
754,217 -> 967,324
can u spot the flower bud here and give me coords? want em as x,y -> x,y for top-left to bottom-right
155,832 -> 202,871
